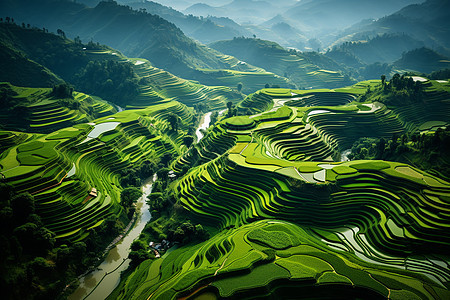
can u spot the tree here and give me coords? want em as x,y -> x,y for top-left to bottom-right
120,187 -> 141,207
183,135 -> 194,148
131,240 -> 147,251
156,168 -> 171,181
226,101 -> 234,117
265,83 -> 270,88
52,83 -> 73,99
381,75 -> 386,87
129,249 -> 150,265
237,82 -> 243,92
11,193 -> 35,224
167,113 -> 179,131
56,29 -> 66,38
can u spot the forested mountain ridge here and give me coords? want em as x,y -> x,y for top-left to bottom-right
210,37 -> 355,89
0,0 -> 242,78
1,0 -> 300,92
0,22 -> 244,110
335,0 -> 450,57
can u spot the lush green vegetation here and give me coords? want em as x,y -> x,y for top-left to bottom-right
1,2 -> 450,299
0,99 -> 196,298
210,37 -> 355,89
110,76 -> 450,299
0,82 -> 116,133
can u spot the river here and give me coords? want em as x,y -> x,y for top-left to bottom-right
68,174 -> 156,300
195,111 -> 212,142
340,149 -> 352,162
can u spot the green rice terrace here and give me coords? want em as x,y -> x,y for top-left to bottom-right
111,77 -> 450,299
0,82 -> 116,133
1,72 -> 450,299
0,100 -> 193,240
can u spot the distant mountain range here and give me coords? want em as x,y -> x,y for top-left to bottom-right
0,0 -> 251,81
335,0 -> 450,56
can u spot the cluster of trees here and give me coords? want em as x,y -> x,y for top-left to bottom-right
0,183 -> 129,298
51,83 -> 73,99
359,73 -> 423,104
348,127 -> 450,179
421,68 -> 450,80
167,112 -> 179,131
74,60 -> 140,106
128,163 -> 209,265
226,101 -> 238,118
120,187 -> 142,216
118,159 -> 157,188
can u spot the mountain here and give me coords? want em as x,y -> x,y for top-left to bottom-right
184,3 -> 224,18
2,0 -> 296,92
336,0 -> 450,56
210,37 -> 355,89
0,22 -> 247,110
124,1 -> 252,44
0,1 -> 231,77
327,33 -> 425,65
394,47 -> 450,73
281,0 -> 422,38
184,0 -> 296,24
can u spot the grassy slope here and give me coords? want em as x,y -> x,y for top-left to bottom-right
0,82 -> 116,133
0,23 -> 245,110
210,37 -> 355,89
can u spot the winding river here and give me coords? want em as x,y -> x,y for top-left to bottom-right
195,112 -> 212,142
69,111 -> 213,299
68,174 -> 156,300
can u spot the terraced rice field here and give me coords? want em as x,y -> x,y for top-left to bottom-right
0,82 -> 116,133
113,81 -> 450,299
0,100 -> 193,241
128,59 -> 242,110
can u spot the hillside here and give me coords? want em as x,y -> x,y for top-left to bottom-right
281,0 -> 422,40
0,22 -> 245,109
336,0 -> 450,56
1,0 -> 299,93
0,100 -> 195,299
0,82 -> 116,133
327,34 -> 425,65
210,37 -> 355,89
0,0 -> 239,77
0,41 -> 63,88
125,1 -> 252,44
394,47 -> 450,74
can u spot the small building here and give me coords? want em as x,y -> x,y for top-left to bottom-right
153,249 -> 160,258
89,188 -> 97,198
